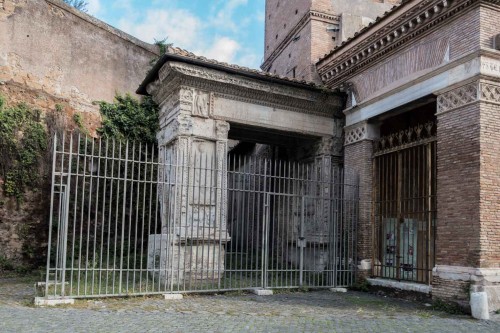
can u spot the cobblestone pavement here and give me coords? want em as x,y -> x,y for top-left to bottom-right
1,277 -> 500,332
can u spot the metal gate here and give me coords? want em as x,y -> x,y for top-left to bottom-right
42,134 -> 359,299
372,122 -> 437,284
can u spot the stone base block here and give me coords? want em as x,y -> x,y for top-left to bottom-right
367,278 -> 432,294
330,287 -> 348,293
433,265 -> 500,318
164,294 -> 184,300
471,292 -> 489,320
34,297 -> 75,306
147,234 -> 225,287
251,288 -> 273,296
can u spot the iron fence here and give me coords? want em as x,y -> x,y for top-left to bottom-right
373,122 -> 437,284
42,134 -> 359,299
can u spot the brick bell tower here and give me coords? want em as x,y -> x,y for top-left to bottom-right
262,0 -> 402,83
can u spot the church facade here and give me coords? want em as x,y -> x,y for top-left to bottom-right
142,0 -> 500,316
278,0 -> 500,316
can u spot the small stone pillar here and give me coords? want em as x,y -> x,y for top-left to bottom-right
147,86 -> 230,287
287,136 -> 342,274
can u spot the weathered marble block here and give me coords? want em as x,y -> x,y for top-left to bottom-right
147,234 -> 227,287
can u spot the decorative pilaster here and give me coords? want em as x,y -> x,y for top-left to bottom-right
215,121 -> 230,233
344,121 -> 380,146
343,121 -> 380,279
434,79 -> 500,317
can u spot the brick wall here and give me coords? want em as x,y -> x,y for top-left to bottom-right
480,5 -> 500,50
330,0 -> 399,18
264,0 -> 312,62
479,99 -> 500,268
432,276 -> 470,307
311,0 -> 335,14
311,19 -> 336,65
344,140 -> 374,263
478,7 -> 500,269
436,103 -> 481,267
267,22 -> 313,80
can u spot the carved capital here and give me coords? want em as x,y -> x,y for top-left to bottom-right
437,81 -> 479,114
437,81 -> 500,115
345,122 -> 379,146
159,63 -> 173,81
157,114 -> 193,146
176,114 -> 193,136
316,136 -> 334,156
215,120 -> 230,140
179,87 -> 194,113
479,82 -> 500,105
146,79 -> 161,97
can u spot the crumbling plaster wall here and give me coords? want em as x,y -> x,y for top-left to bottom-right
0,0 -> 159,267
0,0 -> 158,115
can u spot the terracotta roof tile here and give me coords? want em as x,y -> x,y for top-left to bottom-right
165,46 -> 322,88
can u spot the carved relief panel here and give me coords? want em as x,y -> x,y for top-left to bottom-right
193,91 -> 210,118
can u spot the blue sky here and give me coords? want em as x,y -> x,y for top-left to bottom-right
85,0 -> 266,69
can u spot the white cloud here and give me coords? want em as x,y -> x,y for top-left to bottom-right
210,0 -> 249,32
86,0 -> 101,15
117,9 -> 201,49
238,52 -> 261,69
113,1 -> 262,68
201,37 -> 241,64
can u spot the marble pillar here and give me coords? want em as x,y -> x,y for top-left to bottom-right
147,87 -> 230,287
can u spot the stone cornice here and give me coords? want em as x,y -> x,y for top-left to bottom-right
149,62 -> 342,118
317,0 -> 496,87
261,10 -> 340,72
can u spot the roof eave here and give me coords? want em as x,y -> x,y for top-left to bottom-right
137,53 -> 330,96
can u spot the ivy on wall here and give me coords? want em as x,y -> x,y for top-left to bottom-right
96,94 -> 159,146
0,95 -> 48,205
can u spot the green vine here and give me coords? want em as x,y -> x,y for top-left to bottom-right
96,94 -> 159,146
150,38 -> 172,66
0,95 -> 48,205
73,112 -> 89,135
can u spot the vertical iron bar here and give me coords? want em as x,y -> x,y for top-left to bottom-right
45,135 -> 58,297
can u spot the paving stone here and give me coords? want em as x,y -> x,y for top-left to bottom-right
1,277 -> 500,332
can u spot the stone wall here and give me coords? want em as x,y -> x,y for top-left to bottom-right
0,82 -> 79,267
0,0 -> 158,116
0,0 -> 158,267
